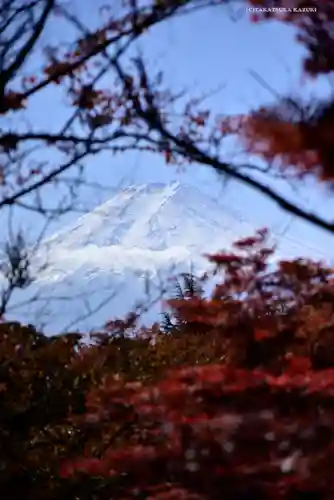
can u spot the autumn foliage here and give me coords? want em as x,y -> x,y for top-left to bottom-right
239,0 -> 334,183
2,1 -> 334,499
1,228 -> 334,499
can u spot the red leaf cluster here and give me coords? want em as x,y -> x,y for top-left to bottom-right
238,1 -> 334,183
56,232 -> 334,499
2,233 -> 334,499
61,363 -> 334,499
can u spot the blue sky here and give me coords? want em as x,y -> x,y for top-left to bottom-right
9,1 -> 334,259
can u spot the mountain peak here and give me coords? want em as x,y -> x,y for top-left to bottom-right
42,181 -> 249,250
8,181 -> 330,333
35,182 -> 329,270
33,182 -> 254,283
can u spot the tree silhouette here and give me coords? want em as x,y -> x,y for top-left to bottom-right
161,271 -> 205,334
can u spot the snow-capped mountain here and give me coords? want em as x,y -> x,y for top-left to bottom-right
33,181 -> 257,283
3,182 -> 330,334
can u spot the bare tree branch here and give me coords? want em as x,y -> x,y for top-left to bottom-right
0,0 -> 54,90
111,57 -> 334,236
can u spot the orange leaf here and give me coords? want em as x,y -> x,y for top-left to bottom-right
254,329 -> 271,341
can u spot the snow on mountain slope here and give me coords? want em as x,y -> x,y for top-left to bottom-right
33,181 -> 257,283
4,182 -> 330,333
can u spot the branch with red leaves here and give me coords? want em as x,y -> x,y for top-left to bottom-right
111,56 -> 334,235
